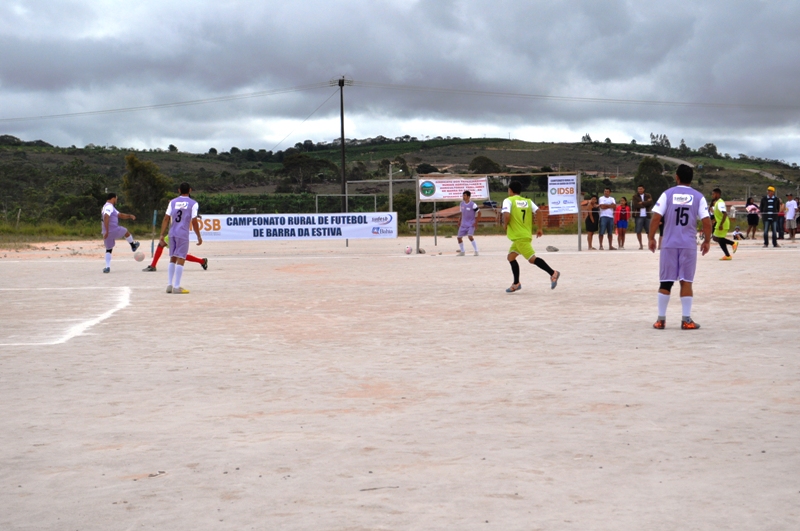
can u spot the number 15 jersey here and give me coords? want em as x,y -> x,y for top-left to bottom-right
652,185 -> 708,249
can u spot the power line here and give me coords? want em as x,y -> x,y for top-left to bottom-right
351,80 -> 794,110
0,82 -> 331,123
268,88 -> 340,153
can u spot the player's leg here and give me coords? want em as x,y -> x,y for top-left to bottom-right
457,226 -> 467,255
654,248 -> 680,328
525,246 -> 560,289
468,231 -> 478,255
506,245 -> 521,292
102,231 -> 116,273
714,236 -> 730,258
120,227 -> 140,252
145,241 -> 166,271
677,248 -> 700,329
170,237 -> 191,293
103,248 -> 112,273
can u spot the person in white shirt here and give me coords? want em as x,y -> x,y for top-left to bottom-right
785,193 -> 798,242
597,187 -> 617,250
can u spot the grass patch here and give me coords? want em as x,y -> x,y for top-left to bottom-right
0,221 -> 157,248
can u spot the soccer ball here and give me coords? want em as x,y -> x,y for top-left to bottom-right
134,251 -> 145,262
405,246 -> 412,254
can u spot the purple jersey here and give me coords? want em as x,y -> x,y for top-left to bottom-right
166,196 -> 199,238
460,201 -> 479,227
652,185 -> 709,249
101,202 -> 119,231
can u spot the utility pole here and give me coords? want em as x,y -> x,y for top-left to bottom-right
332,76 -> 352,212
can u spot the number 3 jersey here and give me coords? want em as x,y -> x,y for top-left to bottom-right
166,196 -> 199,239
652,185 -> 709,249
502,196 -> 538,241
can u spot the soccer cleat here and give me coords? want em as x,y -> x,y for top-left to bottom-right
103,267 -> 110,274
172,287 -> 190,294
201,258 -> 208,270
681,319 -> 701,330
131,241 -> 140,252
505,283 -> 522,293
142,265 -> 157,272
457,251 -> 465,256
719,255 -> 732,261
653,319 -> 666,330
166,285 -> 173,293
550,270 -> 560,290
732,242 -> 738,253
474,251 -> 479,256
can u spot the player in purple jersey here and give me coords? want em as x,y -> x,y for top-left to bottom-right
456,191 -> 480,256
159,182 -> 203,294
648,165 -> 711,330
100,192 -> 140,273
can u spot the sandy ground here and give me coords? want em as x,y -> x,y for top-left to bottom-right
1,234 -> 798,531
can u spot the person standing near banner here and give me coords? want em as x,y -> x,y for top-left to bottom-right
159,182 -> 203,294
598,187 -> 617,250
503,181 -> 560,293
456,190 -> 480,256
649,165 -> 711,330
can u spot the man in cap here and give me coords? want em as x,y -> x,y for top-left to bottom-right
759,186 -> 781,248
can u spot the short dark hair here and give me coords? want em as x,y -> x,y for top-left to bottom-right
637,184 -> 645,189
604,187 -> 611,192
106,192 -> 117,200
179,182 -> 191,194
676,164 -> 693,184
463,190 -> 471,197
508,181 -> 522,194
712,187 -> 722,194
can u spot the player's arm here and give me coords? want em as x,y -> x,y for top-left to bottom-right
502,212 -> 510,231
473,206 -> 479,228
119,212 -> 136,221
102,213 -> 110,239
648,213 -> 662,253
159,214 -> 170,244
192,217 -> 203,246
700,217 -> 712,255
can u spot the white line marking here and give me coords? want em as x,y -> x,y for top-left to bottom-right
0,287 -> 131,347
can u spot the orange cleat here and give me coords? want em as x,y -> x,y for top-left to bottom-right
681,319 -> 701,330
653,319 -> 666,330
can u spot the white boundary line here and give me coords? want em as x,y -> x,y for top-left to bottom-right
0,286 -> 131,347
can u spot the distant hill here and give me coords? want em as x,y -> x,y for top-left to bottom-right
1,134 -> 796,224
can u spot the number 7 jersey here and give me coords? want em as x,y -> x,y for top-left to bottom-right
502,195 -> 538,241
652,185 -> 709,249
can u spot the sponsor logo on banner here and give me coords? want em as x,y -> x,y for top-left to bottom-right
371,214 -> 393,225
551,200 -> 561,206
372,227 -> 394,235
672,194 -> 694,205
420,181 -> 436,197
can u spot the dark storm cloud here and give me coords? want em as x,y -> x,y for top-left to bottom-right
1,0 -> 799,160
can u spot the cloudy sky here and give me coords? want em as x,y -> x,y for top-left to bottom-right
2,0 -> 799,163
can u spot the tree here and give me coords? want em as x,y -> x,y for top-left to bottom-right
168,144 -> 178,152
208,147 -> 217,155
281,153 -> 338,189
633,157 -> 670,201
416,163 -> 439,174
121,154 -> 173,218
605,138 -> 612,144
697,143 -> 719,158
581,134 -> 592,143
468,155 -> 501,174
679,139 -> 689,154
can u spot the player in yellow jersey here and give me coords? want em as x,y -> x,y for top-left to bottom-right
711,188 -> 737,260
503,181 -> 560,292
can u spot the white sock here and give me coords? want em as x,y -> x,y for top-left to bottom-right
105,252 -> 111,268
459,242 -> 465,252
168,262 -> 175,286
657,293 -> 670,319
126,235 -> 134,243
174,265 -> 184,288
471,240 -> 478,251
681,297 -> 693,320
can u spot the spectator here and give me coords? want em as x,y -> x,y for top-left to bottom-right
785,193 -> 798,242
631,185 -> 653,250
585,195 -> 599,250
598,187 -> 617,250
614,197 -> 631,249
745,198 -> 760,240
759,186 -> 781,248
732,226 -> 745,240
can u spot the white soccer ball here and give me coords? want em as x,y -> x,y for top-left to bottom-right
405,246 -> 412,254
134,251 -> 145,262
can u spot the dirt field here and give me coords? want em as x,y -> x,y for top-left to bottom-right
1,235 -> 798,530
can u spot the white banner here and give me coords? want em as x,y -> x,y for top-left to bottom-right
418,177 -> 490,201
190,212 -> 397,241
547,175 -> 579,215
